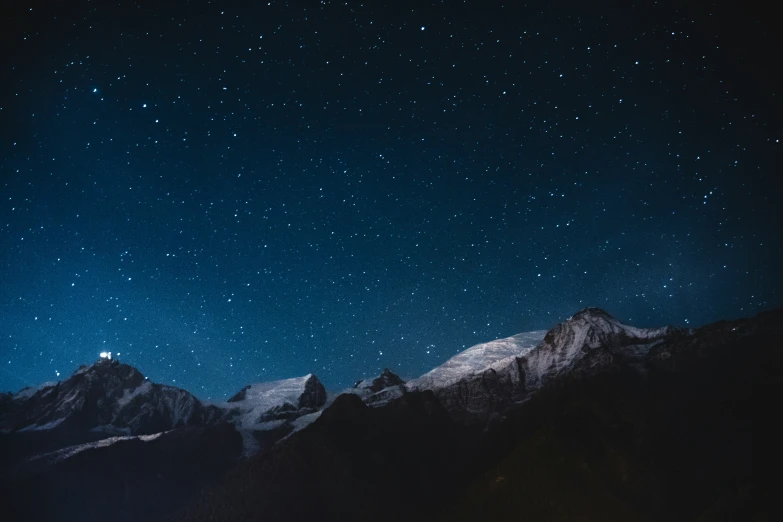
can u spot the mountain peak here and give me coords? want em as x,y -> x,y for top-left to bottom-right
224,374 -> 327,428
76,358 -> 145,382
1,358 -> 219,439
570,307 -> 614,321
354,368 -> 405,393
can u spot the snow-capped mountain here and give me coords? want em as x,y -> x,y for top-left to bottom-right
520,307 -> 677,384
406,330 -> 547,391
0,358 -> 222,440
223,374 -> 326,428
0,360 -> 332,461
354,368 -> 405,393
408,308 -> 682,422
0,308 -> 681,453
348,368 -> 406,405
217,374 -> 327,455
167,308 -> 778,522
1,307 -> 775,522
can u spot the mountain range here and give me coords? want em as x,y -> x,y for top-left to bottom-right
0,307 -> 776,521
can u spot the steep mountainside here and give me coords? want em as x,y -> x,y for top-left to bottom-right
0,359 -> 224,466
353,368 -> 405,394
0,363 -> 328,521
170,391 -> 475,522
412,308 -> 680,423
4,424 -> 242,522
441,309 -> 778,521
0,359 -> 220,435
218,374 -> 327,455
168,308 -> 777,522
224,374 -> 326,427
0,308 -> 775,522
407,330 -> 547,391
346,368 -> 407,405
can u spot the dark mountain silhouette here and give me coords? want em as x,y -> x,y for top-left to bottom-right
168,309 -> 776,522
0,308 -> 775,521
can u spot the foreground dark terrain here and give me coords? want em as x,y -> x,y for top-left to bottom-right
1,308 -> 775,521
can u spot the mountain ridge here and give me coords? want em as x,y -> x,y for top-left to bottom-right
167,307 -> 777,522
0,307 -> 775,521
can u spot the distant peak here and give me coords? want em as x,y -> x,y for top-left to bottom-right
84,358 -> 137,372
72,359 -> 146,387
227,385 -> 251,403
570,307 -> 614,321
354,368 -> 405,393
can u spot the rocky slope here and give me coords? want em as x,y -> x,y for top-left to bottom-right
409,308 -> 681,422
0,359 -> 225,467
347,368 -> 407,405
4,424 -> 242,522
440,309 -> 779,522
1,308 -> 775,521
170,391 -> 472,522
0,359 -> 221,436
168,308 -> 777,521
218,374 -> 327,455
0,362 -> 329,521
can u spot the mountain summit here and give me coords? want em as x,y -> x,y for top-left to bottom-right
0,359 -> 221,441
167,308 -> 778,522
1,308 -> 776,522
409,308 -> 679,422
353,368 -> 405,393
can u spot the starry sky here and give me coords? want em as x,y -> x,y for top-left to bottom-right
1,0 -> 780,399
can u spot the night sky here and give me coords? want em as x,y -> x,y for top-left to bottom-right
1,1 -> 780,399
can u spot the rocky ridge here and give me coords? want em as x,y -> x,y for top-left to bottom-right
348,368 -> 407,405
166,307 -> 777,522
1,307 -> 775,522
0,359 -> 222,450
408,308 -> 681,422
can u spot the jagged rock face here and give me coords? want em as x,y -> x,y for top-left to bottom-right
168,309 -> 779,522
422,308 -> 680,423
354,368 -> 405,393
522,307 -> 675,386
222,374 -> 327,427
219,374 -> 328,456
1,363 -> 329,465
349,368 -> 407,406
0,359 -> 222,445
300,374 -> 328,408
226,386 -> 251,403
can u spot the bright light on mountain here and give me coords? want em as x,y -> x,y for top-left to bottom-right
99,352 -> 112,360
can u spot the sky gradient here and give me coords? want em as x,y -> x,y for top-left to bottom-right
1,0 -> 780,399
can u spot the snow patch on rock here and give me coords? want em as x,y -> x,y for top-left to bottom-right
407,330 -> 547,391
520,308 -> 675,387
13,382 -> 57,401
18,417 -> 66,432
28,431 -> 166,465
222,374 -> 325,430
116,380 -> 153,408
289,411 -> 322,433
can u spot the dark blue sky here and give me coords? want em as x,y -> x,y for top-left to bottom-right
1,0 -> 780,399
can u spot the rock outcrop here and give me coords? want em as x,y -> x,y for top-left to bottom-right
166,308 -> 779,522
409,308 -> 680,423
0,359 -> 224,464
220,374 -> 328,455
223,374 -> 326,426
350,368 -> 406,405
